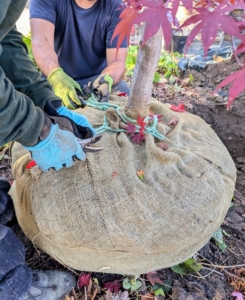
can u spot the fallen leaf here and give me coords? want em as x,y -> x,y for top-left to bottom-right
104,280 -> 121,293
231,291 -> 245,300
125,122 -> 136,134
77,272 -> 92,288
140,292 -> 155,300
137,170 -> 145,181
123,276 -> 142,293
212,228 -> 226,250
148,112 -> 162,122
167,118 -> 179,126
170,103 -> 186,112
132,132 -> 145,144
136,115 -> 147,134
112,172 -> 119,178
105,290 -> 129,300
171,258 -> 202,275
146,271 -> 164,286
156,143 -> 168,150
118,92 -> 127,97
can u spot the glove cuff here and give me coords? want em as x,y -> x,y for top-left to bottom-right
48,68 -> 64,83
103,74 -> 113,91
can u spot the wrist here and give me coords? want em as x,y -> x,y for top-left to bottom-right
48,68 -> 64,82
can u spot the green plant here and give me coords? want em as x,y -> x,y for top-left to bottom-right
125,45 -> 138,76
171,258 -> 202,275
22,33 -> 39,69
125,46 -> 182,83
157,51 -> 182,79
123,276 -> 142,293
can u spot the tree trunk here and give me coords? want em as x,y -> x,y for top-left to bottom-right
127,26 -> 162,110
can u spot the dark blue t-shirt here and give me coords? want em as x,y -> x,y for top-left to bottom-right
30,0 -> 127,80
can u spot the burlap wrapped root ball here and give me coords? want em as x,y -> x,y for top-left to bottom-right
10,97 -> 236,275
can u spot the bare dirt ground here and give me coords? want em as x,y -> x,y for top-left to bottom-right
1,56 -> 245,300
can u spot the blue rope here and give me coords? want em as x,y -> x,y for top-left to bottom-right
87,96 -> 172,143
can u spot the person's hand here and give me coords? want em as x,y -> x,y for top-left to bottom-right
48,68 -> 83,109
90,74 -> 113,102
24,114 -> 85,172
57,106 -> 97,138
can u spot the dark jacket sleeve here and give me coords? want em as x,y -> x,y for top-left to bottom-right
0,28 -> 51,147
0,27 -> 60,108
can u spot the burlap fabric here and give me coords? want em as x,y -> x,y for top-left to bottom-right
10,97 -> 236,275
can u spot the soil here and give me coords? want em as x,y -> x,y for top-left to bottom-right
1,56 -> 245,300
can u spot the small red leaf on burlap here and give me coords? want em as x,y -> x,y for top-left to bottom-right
170,104 -> 186,112
132,133 -> 145,144
167,118 -> 179,125
125,122 -> 136,134
26,160 -> 37,169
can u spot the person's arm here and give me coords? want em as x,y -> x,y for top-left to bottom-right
0,65 -> 43,147
30,18 -> 59,77
102,48 -> 127,85
30,18 -> 83,109
0,27 -> 61,109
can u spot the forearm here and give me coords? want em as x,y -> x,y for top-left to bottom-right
0,67 -> 43,147
32,36 -> 59,77
0,27 -> 61,109
102,61 -> 125,85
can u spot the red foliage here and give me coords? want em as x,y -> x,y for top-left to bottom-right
112,0 -> 174,49
171,103 -> 186,112
125,115 -> 147,144
77,272 -> 92,288
215,68 -> 245,108
146,271 -> 164,286
114,0 -> 245,107
125,122 -> 137,134
181,2 -> 245,55
104,280 -> 122,293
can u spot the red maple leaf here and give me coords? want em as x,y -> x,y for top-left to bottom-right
112,0 -> 174,50
170,103 -> 186,112
136,115 -> 147,134
146,271 -> 164,286
104,280 -> 121,293
134,1 -> 173,47
167,118 -> 179,125
172,0 -> 193,19
215,67 -> 245,108
182,1 -> 245,55
77,272 -> 92,288
149,111 -> 162,122
132,133 -> 145,144
125,122 -> 137,134
111,1 -> 141,50
118,92 -> 127,97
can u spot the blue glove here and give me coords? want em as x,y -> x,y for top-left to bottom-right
24,123 -> 85,172
57,106 -> 97,137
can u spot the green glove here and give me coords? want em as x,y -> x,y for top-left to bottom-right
91,74 -> 113,102
48,68 -> 82,109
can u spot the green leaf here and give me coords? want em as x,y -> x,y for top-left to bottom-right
171,258 -> 202,275
153,72 -> 161,83
154,287 -> 165,296
212,228 -> 227,250
123,276 -> 142,293
0,155 -> 4,161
